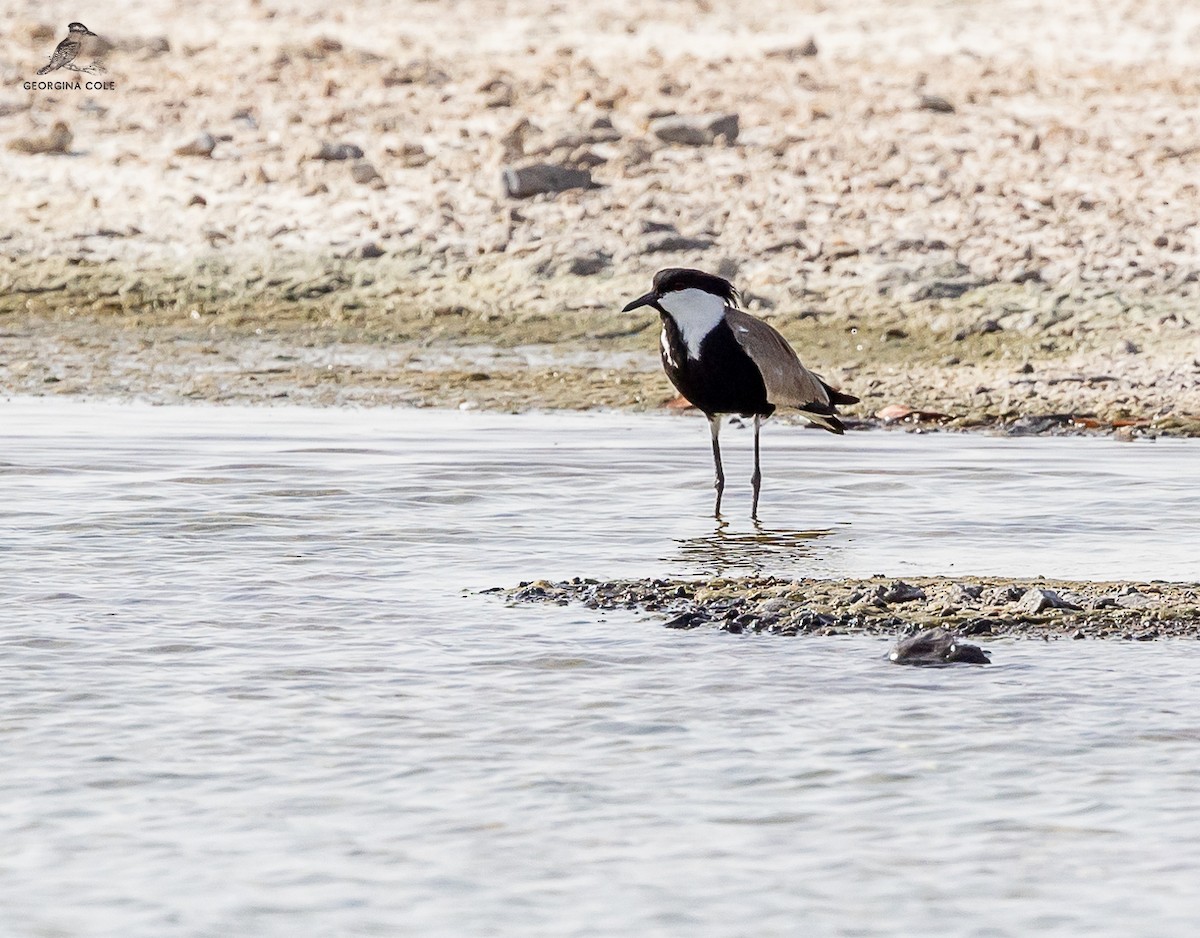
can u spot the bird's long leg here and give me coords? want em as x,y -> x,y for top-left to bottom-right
751,415 -> 762,519
708,414 -> 725,517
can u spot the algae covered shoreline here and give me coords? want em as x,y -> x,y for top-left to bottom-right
2,253 -> 1198,436
505,575 -> 1200,642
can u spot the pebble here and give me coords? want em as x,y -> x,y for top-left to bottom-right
502,162 -> 596,198
174,132 -> 216,158
7,121 -> 72,155
918,94 -> 956,113
1016,588 -> 1084,613
392,143 -> 433,167
349,160 -> 383,185
878,580 -> 927,604
649,113 -> 739,146
313,141 -> 364,161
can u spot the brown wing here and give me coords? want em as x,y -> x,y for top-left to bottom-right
38,38 -> 81,74
725,308 -> 829,409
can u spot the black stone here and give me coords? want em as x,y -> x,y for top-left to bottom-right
889,627 -> 990,666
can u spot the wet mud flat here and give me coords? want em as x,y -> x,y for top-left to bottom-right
2,254 -> 1199,436
506,576 -> 1200,641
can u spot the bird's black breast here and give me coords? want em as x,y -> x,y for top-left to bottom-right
660,316 -> 774,418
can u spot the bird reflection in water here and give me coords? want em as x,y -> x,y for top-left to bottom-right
669,520 -> 837,577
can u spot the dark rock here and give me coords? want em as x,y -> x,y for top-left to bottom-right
565,251 -> 611,276
1016,588 -> 1083,614
665,612 -> 706,630
533,249 -> 612,278
650,112 -> 739,146
502,162 -> 596,198
795,611 -> 835,632
358,242 -> 385,259
314,141 -> 364,161
951,583 -> 984,602
637,234 -> 716,254
919,94 -> 956,113
960,618 -> 1000,636
848,589 -> 887,609
350,160 -> 383,185
382,60 -> 450,87
878,580 -> 927,604
985,585 -> 1025,605
890,628 -> 989,665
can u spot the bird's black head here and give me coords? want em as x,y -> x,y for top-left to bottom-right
67,22 -> 96,35
622,267 -> 739,313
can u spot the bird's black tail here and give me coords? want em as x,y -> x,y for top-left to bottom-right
36,64 -> 54,75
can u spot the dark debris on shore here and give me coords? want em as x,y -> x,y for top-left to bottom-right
503,575 -> 1200,641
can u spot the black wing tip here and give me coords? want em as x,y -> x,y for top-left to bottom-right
798,409 -> 847,434
820,380 -> 860,406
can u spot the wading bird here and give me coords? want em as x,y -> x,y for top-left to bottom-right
37,23 -> 97,75
622,268 -> 858,518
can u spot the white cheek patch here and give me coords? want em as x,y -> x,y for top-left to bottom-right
657,288 -> 727,360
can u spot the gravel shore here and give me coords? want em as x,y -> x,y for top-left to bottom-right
2,1 -> 1199,432
505,576 -> 1200,641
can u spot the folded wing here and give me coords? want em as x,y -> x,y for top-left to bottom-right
725,307 -> 858,433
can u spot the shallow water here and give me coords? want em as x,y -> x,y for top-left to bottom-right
2,399 -> 1199,937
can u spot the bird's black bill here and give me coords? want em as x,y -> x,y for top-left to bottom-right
622,292 -> 657,313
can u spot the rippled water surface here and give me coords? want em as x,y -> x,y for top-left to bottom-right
3,399 -> 1199,937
